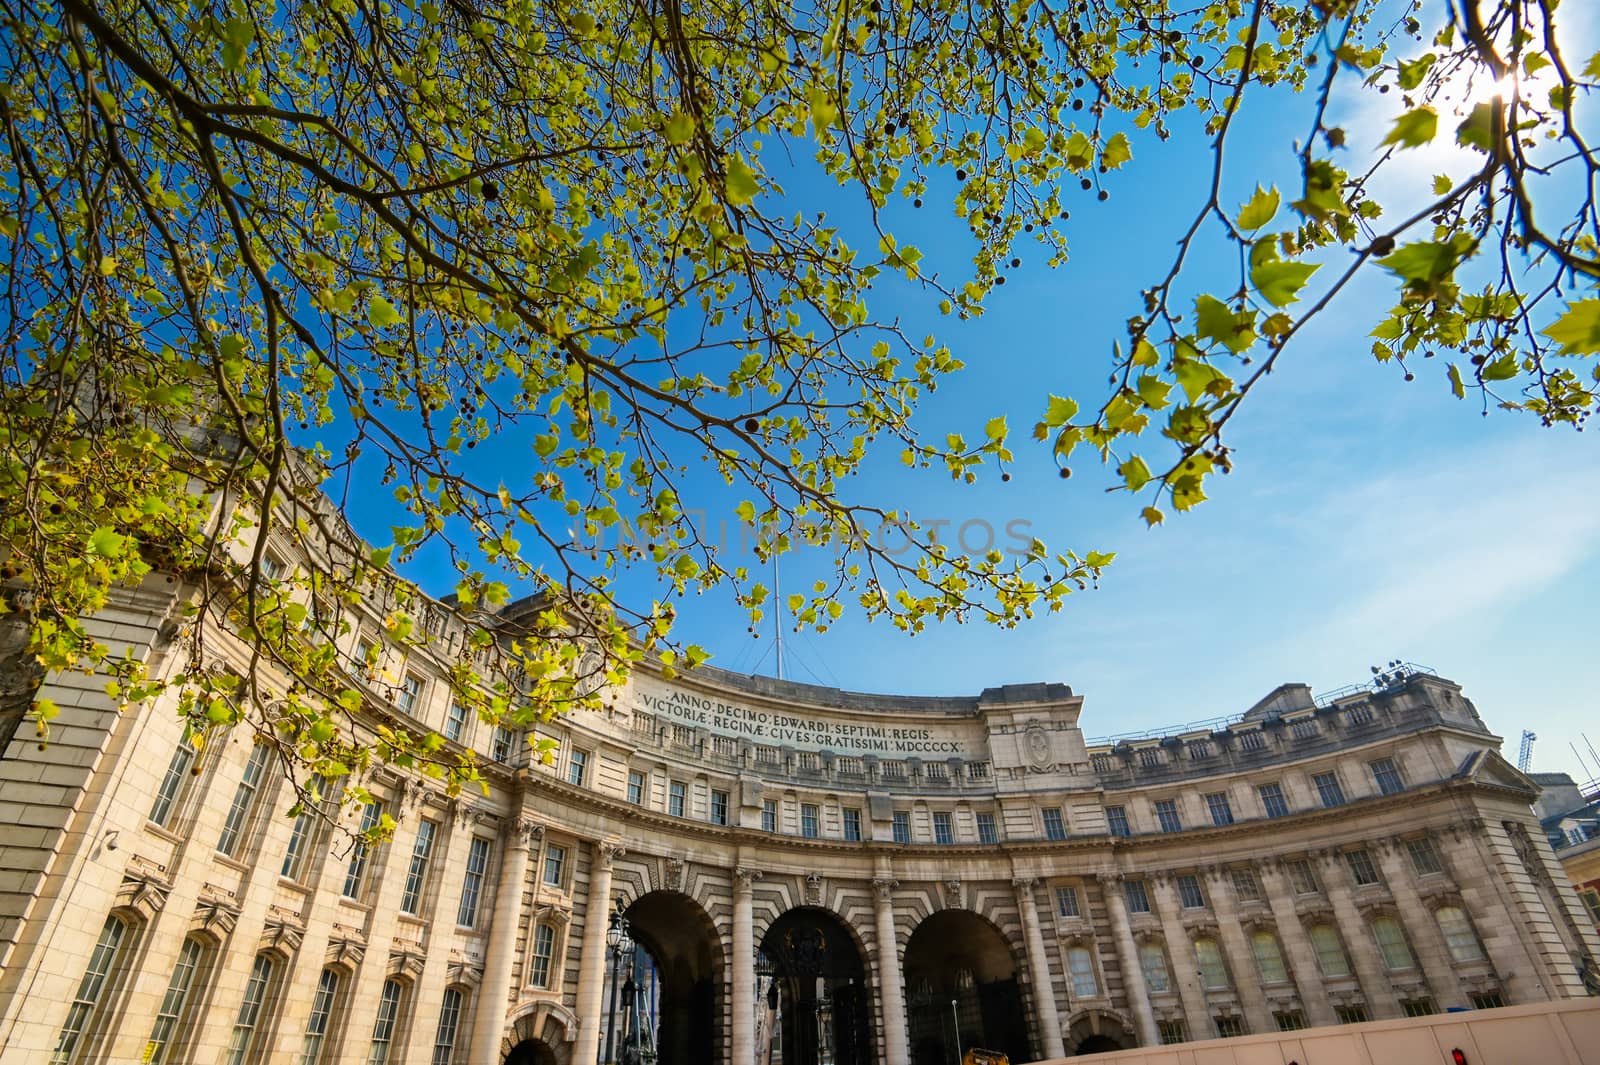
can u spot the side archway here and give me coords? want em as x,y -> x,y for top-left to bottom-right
1066,1008 -> 1134,1056
622,890 -> 724,1065
903,910 -> 1031,1065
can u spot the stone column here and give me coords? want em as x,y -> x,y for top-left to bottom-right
1099,874 -> 1159,1047
1373,838 -> 1461,1007
472,813 -> 539,1064
872,878 -> 909,1065
1203,866 -> 1274,1034
1148,875 -> 1210,1040
1313,849 -> 1396,1019
1259,860 -> 1334,1026
1013,877 -> 1065,1059
731,867 -> 761,1065
1438,822 -> 1547,1002
573,841 -> 621,1065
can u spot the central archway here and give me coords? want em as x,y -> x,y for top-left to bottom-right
622,891 -> 723,1065
903,910 -> 1031,1065
505,1038 -> 558,1065
759,907 -> 873,1065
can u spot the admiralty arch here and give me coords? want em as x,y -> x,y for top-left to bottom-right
1,585 -> 1597,1065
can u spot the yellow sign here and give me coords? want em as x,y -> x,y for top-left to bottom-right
963,1050 -> 1008,1065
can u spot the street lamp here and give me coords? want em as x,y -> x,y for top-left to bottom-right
604,897 -> 632,1065
621,970 -> 638,1065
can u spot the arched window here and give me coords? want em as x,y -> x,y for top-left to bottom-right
218,742 -> 273,856
1138,941 -> 1171,992
1250,931 -> 1288,983
366,979 -> 406,1065
299,968 -> 343,1065
431,987 -> 467,1065
1067,946 -> 1098,998
51,915 -> 129,1064
1371,916 -> 1415,971
1434,906 -> 1486,963
224,953 -> 279,1065
1194,937 -> 1230,990
145,935 -> 211,1064
1308,924 -> 1351,978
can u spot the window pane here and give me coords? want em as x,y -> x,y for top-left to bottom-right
543,844 -> 566,886
1230,868 -> 1261,901
458,837 -> 491,927
801,804 -> 819,838
1372,917 -> 1415,971
1314,772 -> 1346,808
445,703 -> 467,743
1345,849 -> 1381,886
711,790 -> 729,826
299,969 -> 340,1065
1258,783 -> 1290,818
843,808 -> 862,841
1124,879 -> 1150,913
1434,906 -> 1485,963
1370,758 -> 1404,795
892,811 -> 910,844
1251,931 -> 1287,983
669,781 -> 686,817
1286,859 -> 1319,895
627,771 -> 645,805
933,812 -> 954,845
1407,837 -> 1443,876
225,954 -> 275,1065
219,743 -> 272,856
401,820 -> 438,914
366,979 -> 404,1065
1206,793 -> 1234,826
762,800 -> 778,833
567,749 -> 588,786
1105,805 -> 1130,837
343,801 -> 384,899
529,924 -> 555,988
1068,947 -> 1098,998
52,916 -> 127,1065
150,736 -> 197,827
145,938 -> 205,1065
432,988 -> 464,1065
1155,800 -> 1182,833
976,812 -> 998,844
1139,942 -> 1170,992
1042,808 -> 1067,841
1194,939 -> 1229,989
1177,874 -> 1205,909
1309,925 -> 1351,977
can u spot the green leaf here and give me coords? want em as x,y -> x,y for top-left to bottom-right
1432,174 -> 1453,195
1481,354 -> 1518,381
1583,49 -> 1600,80
724,155 -> 761,207
1141,506 -> 1164,528
368,296 -> 402,328
86,526 -> 126,557
1064,131 -> 1094,170
1135,375 -> 1172,410
1456,102 -> 1497,152
1193,295 -> 1255,353
1382,107 -> 1438,149
1251,258 -> 1321,308
664,112 -> 695,144
984,415 -> 1007,441
1043,395 -> 1078,427
1397,53 -> 1436,91
1541,299 -> 1600,355
1118,455 -> 1152,491
1101,132 -> 1132,169
1447,363 -> 1466,399
1173,357 -> 1230,403
1236,185 -> 1280,230
1378,239 -> 1471,284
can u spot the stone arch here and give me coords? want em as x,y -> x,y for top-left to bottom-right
623,889 -> 724,1065
904,908 -> 1031,1065
502,1000 -> 574,1065
759,905 -> 874,1065
1065,1008 -> 1134,1056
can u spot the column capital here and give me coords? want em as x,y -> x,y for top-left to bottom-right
1097,870 -> 1125,888
871,877 -> 898,902
510,817 -> 543,849
734,866 -> 763,892
1011,876 -> 1039,893
596,840 -> 624,869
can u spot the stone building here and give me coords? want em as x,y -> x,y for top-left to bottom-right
1,582 -> 1597,1065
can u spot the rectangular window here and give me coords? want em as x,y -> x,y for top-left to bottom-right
1041,807 -> 1067,841
1123,878 -> 1151,914
1258,782 -> 1290,818
145,938 -> 206,1065
225,954 -> 275,1065
976,812 -> 998,844
366,979 -> 404,1065
567,748 -> 589,787
1105,805 -> 1131,837
1157,1021 -> 1186,1045
1401,998 -> 1437,1017
1238,730 -> 1267,751
491,726 -> 513,763
1286,858 -> 1319,895
400,819 -> 438,914
1140,942 -> 1171,993
1369,757 -> 1404,796
1195,939 -> 1230,989
1231,868 -> 1261,901
543,843 -> 566,887
1435,906 -> 1486,963
1251,931 -> 1288,983
397,674 -> 424,714
52,916 -> 128,1065
710,789 -> 730,826
669,780 -> 686,817
343,800 -> 385,899
529,924 -> 555,988
1056,886 -> 1081,918
150,734 -> 197,828
801,804 -> 820,838
1274,1010 -> 1307,1031
1335,1005 -> 1370,1025
219,743 -> 273,856
1205,792 -> 1234,826
1407,837 -> 1444,876
1345,848 -> 1381,887
445,702 -> 468,743
1155,799 -> 1183,833
1310,924 -> 1351,977
627,771 -> 646,805
1313,771 -> 1346,808
282,808 -> 315,880
1067,946 -> 1098,998
843,808 -> 862,842
1469,991 -> 1505,1010
1372,916 -> 1415,971
1177,873 -> 1206,909
1582,889 -> 1600,925
892,811 -> 911,844
432,987 -> 464,1065
933,812 -> 954,845
458,837 -> 491,927
299,969 -> 341,1065
1214,1016 -> 1246,1038
762,799 -> 778,832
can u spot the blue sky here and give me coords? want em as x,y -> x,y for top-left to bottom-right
372,16 -> 1599,786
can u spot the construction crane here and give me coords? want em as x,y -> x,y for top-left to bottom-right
1517,730 -> 1537,773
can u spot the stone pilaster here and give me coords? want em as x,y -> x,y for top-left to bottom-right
1373,838 -> 1460,1008
1203,865 -> 1274,1034
471,810 -> 538,1064
1148,874 -> 1210,1040
573,840 -> 621,1065
1313,849 -> 1396,1019
1259,860 -> 1334,1026
872,878 -> 909,1065
731,866 -> 760,1065
1013,877 -> 1065,1059
1098,873 -> 1158,1047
